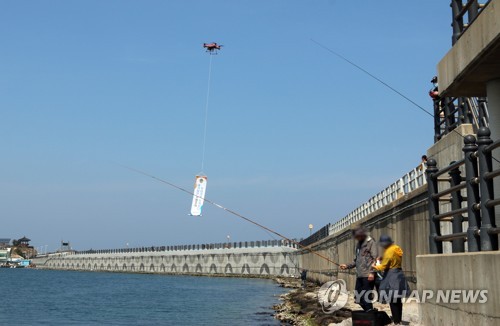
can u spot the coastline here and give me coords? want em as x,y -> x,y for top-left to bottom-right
273,278 -> 351,326
272,278 -> 422,326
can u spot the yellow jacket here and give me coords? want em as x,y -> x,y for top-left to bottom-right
373,244 -> 403,272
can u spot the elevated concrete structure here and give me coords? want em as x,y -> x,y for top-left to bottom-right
437,1 -> 500,209
32,246 -> 298,277
417,3 -> 500,324
427,124 -> 474,166
438,0 -> 500,97
299,186 -> 429,289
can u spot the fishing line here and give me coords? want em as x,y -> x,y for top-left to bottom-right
310,38 -> 500,164
201,54 -> 213,173
116,163 -> 340,267
119,42 -> 481,268
310,39 -> 433,118
260,226 -> 301,270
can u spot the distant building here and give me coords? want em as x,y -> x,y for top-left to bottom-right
0,248 -> 11,263
59,241 -> 72,252
17,236 -> 31,247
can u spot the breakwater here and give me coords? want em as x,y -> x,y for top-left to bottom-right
32,243 -> 299,277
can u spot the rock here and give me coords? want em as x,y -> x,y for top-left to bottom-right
303,292 -> 317,299
275,277 -> 301,289
273,278 -> 355,326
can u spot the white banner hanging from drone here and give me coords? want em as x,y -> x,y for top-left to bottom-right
190,175 -> 208,216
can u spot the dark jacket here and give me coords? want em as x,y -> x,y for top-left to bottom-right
347,236 -> 378,278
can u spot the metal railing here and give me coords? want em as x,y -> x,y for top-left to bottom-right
451,0 -> 491,44
329,164 -> 427,235
426,127 -> 500,253
300,224 -> 330,247
298,163 -> 428,246
468,97 -> 490,129
69,239 -> 298,256
433,96 -> 489,142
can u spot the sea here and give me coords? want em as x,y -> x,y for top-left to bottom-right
0,269 -> 286,325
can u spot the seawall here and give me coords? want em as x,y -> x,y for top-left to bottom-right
32,246 -> 298,278
299,186 -> 429,289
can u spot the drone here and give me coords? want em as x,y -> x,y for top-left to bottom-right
203,42 -> 223,54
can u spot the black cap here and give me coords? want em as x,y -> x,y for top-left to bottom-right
379,235 -> 394,247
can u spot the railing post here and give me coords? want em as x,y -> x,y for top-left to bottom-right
451,0 -> 464,45
477,127 -> 499,250
477,97 -> 488,127
463,135 -> 481,251
468,0 -> 480,22
459,97 -> 472,124
434,98 -> 443,142
426,159 -> 443,254
449,163 -> 465,252
444,98 -> 456,132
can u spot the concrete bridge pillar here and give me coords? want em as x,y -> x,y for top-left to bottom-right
487,79 -> 500,224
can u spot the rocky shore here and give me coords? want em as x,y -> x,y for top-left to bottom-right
273,277 -> 351,325
272,277 -> 421,326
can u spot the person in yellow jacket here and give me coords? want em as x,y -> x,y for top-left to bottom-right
372,235 -> 409,325
374,237 -> 403,271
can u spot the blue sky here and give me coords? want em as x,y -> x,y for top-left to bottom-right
1,1 -> 451,251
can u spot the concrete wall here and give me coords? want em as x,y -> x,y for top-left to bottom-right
427,124 -> 474,167
417,252 -> 500,326
31,246 -> 298,278
299,186 -> 429,290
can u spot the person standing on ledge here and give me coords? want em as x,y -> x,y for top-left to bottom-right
339,226 -> 378,311
417,155 -> 428,171
372,235 -> 409,325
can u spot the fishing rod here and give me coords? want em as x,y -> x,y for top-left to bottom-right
119,41 -> 451,268
310,39 -> 500,165
116,163 -> 340,267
